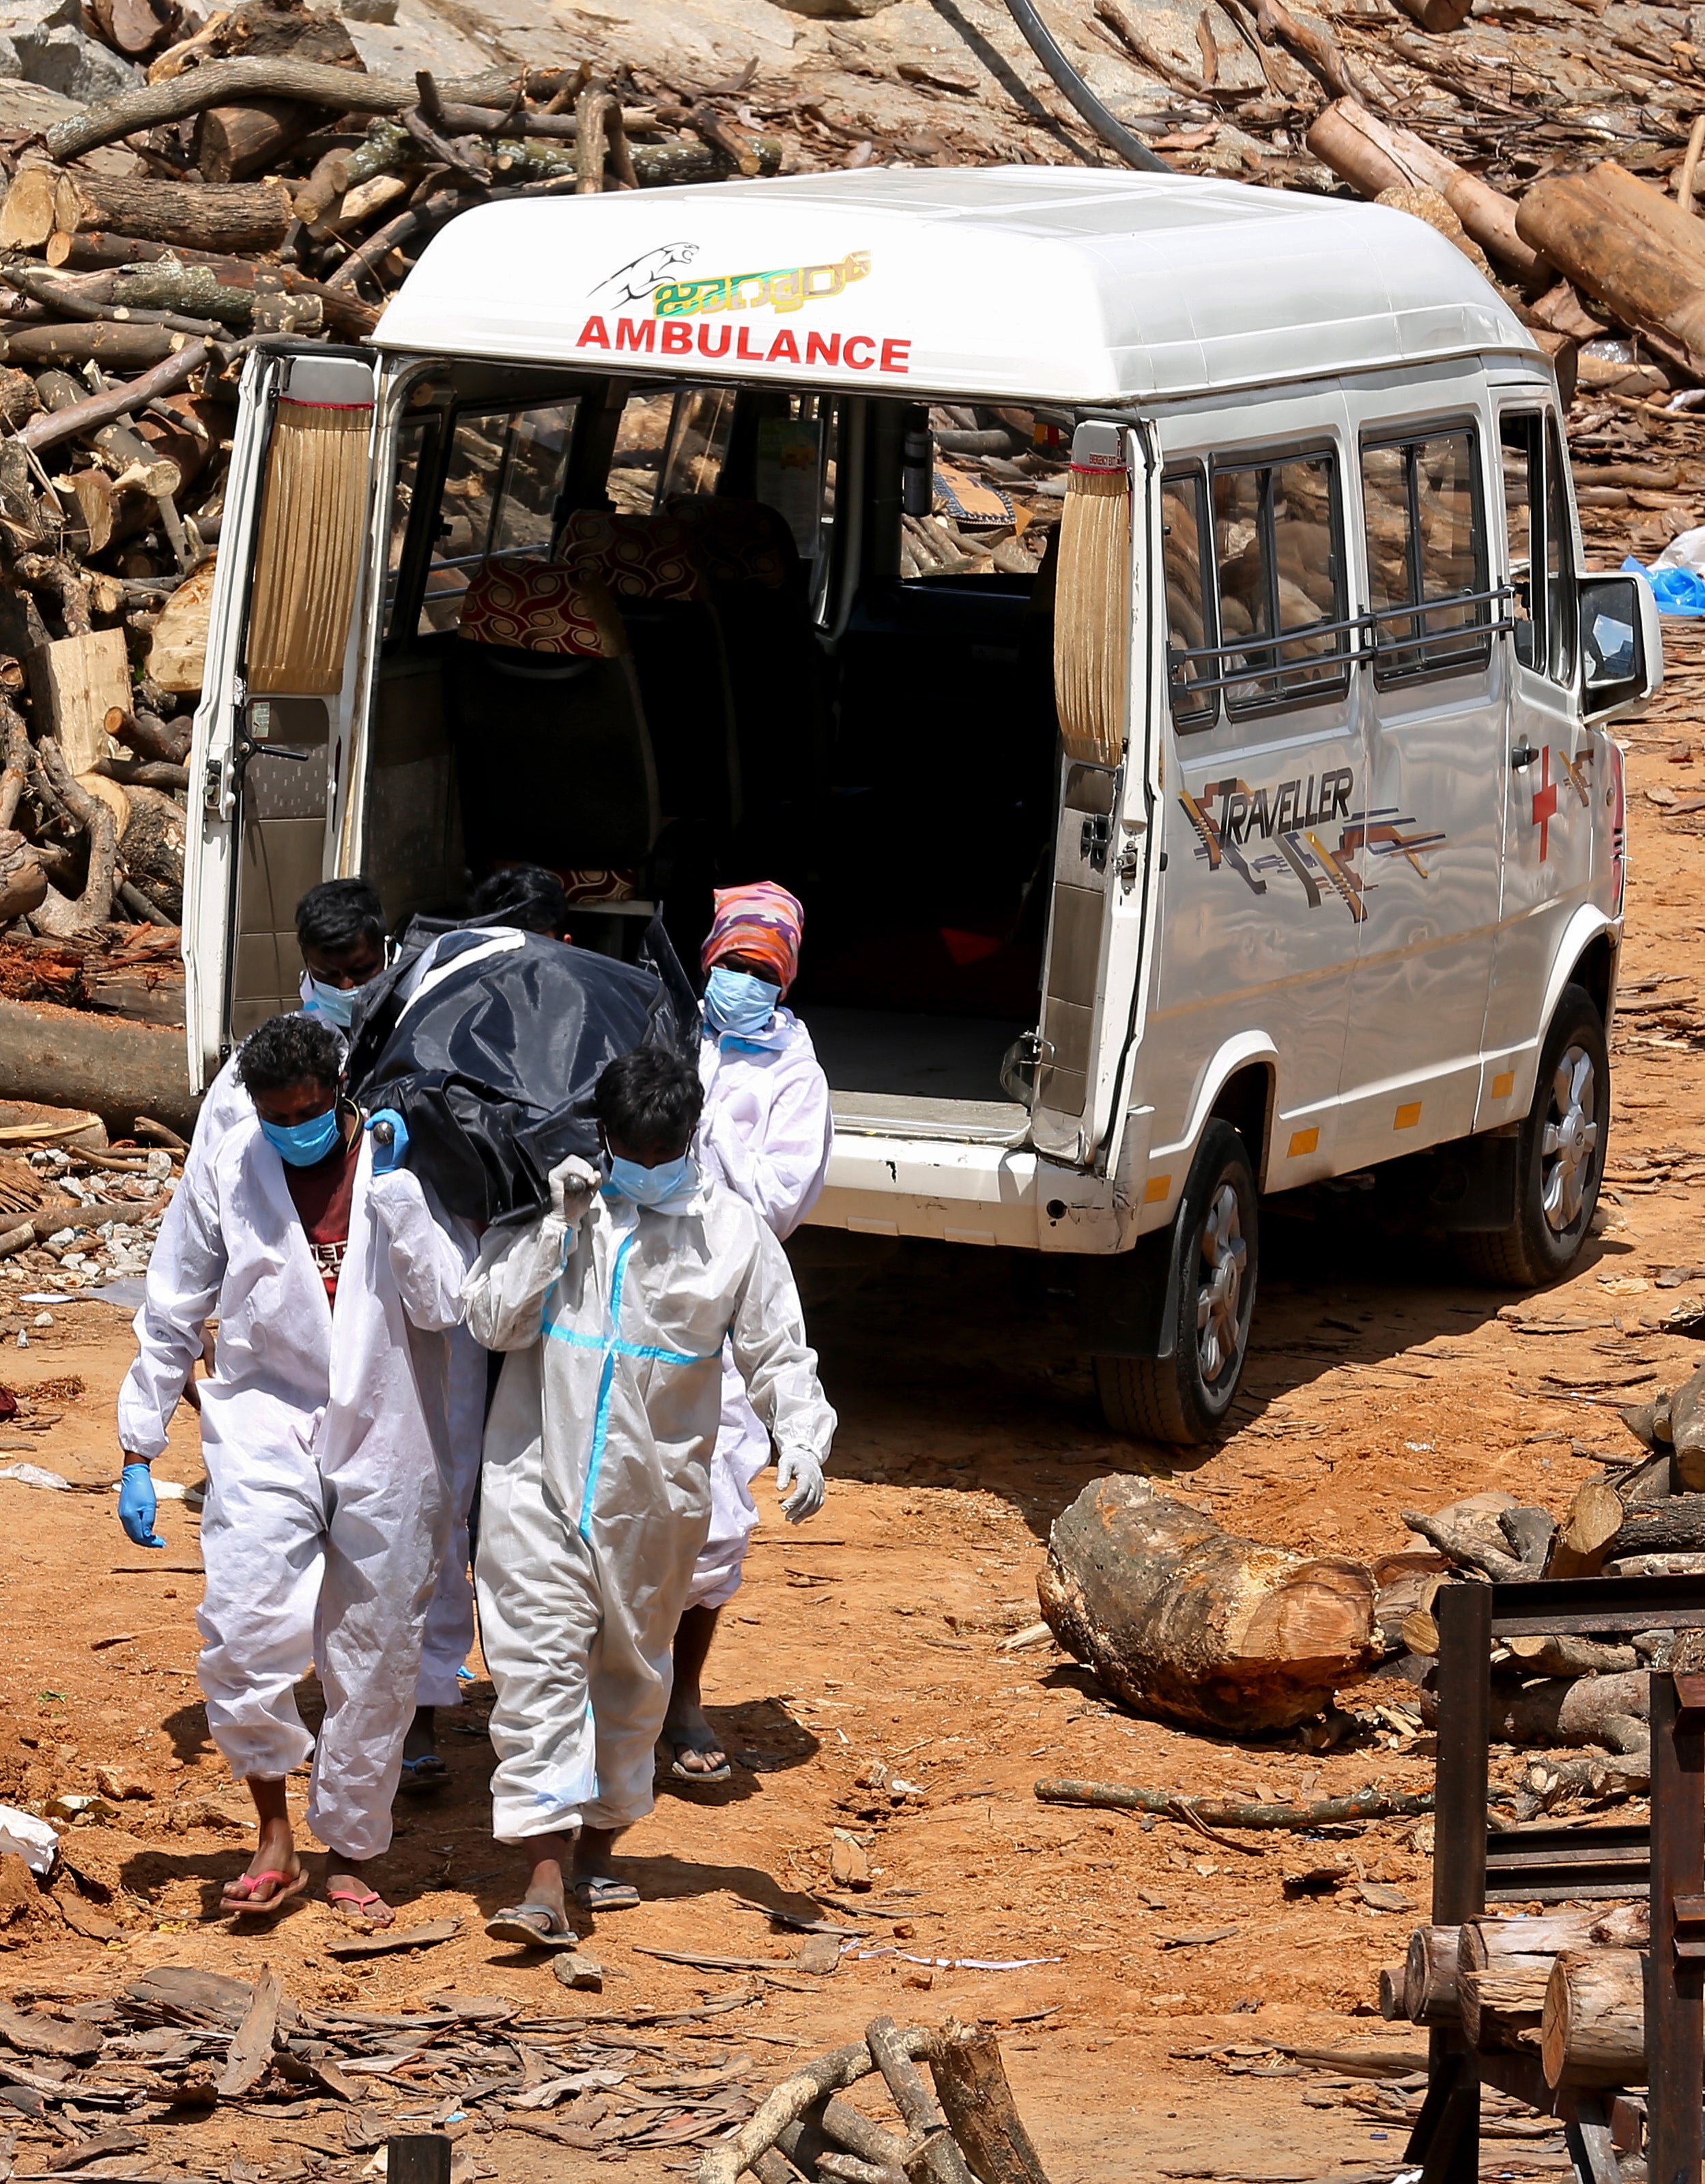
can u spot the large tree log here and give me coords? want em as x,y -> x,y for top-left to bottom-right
1404,1925 -> 1462,2026
0,996 -> 196,1136
1517,162 -> 1705,379
1037,1477 -> 1377,1734
1541,1950 -> 1646,2088
1306,99 -> 1547,281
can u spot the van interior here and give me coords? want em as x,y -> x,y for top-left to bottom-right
350,361 -> 1077,1137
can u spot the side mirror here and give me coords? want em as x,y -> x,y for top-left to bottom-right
1580,572 -> 1663,721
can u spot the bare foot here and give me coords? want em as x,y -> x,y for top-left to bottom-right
221,1820 -> 306,1916
515,1832 -> 571,1933
326,1858 -> 395,1928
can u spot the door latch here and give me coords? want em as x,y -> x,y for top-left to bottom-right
1080,814 -> 1111,872
1113,844 -> 1141,888
1510,740 -> 1540,770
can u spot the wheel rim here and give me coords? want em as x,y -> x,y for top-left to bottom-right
1539,1041 -> 1600,1233
1196,1179 -> 1248,1385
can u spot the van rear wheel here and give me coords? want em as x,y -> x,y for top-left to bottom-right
1455,983 -> 1609,1289
1093,1119 -> 1259,1445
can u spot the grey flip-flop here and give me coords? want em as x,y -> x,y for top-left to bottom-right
571,1876 -> 640,1911
664,1729 -> 733,1785
485,1903 -> 578,1948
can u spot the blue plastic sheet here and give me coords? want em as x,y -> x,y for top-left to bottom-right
1623,553 -> 1705,616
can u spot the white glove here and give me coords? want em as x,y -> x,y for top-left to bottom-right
776,1448 -> 826,1523
548,1154 -> 600,1224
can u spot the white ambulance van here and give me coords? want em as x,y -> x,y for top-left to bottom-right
182,166 -> 1658,1443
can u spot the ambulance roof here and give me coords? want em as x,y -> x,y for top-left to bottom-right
373,165 -> 1543,406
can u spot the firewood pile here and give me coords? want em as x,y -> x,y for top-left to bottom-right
0,0 -> 788,1027
1379,1902 -> 1656,2106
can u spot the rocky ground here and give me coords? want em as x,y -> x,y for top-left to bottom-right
0,621 -> 1697,2174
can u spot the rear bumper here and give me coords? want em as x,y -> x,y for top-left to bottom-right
804,1131 -> 1138,1253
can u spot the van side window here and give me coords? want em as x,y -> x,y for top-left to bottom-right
1359,429 -> 1490,685
418,400 -> 578,635
900,404 -> 1064,586
1212,452 -> 1349,713
1500,412 -> 1577,685
1161,468 -> 1217,728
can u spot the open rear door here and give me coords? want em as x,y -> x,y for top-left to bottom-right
184,347 -> 382,1087
1029,420 -> 1161,1170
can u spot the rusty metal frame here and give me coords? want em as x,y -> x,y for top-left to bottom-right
1406,1574 -> 1705,2184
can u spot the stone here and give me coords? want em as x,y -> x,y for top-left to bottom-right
93,1766 -> 152,1801
551,1951 -> 603,1992
0,0 -> 143,101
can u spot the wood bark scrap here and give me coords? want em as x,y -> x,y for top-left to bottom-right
1037,1476 -> 1377,1734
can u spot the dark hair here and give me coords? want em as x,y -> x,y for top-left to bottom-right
470,864 -> 571,937
237,1014 -> 343,1098
296,878 -> 385,955
593,1046 -> 703,1153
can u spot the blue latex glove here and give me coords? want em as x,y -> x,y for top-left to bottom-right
365,1108 -> 410,1175
118,1462 -> 164,1548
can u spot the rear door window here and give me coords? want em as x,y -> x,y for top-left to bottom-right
418,399 -> 578,635
900,403 -> 1066,584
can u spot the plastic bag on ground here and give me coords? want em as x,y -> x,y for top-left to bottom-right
1622,552 -> 1705,616
0,1805 -> 57,1873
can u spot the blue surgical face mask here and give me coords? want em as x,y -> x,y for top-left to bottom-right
704,966 -> 780,1040
605,1151 -> 698,1209
259,1107 -> 342,1168
301,975 -> 357,1031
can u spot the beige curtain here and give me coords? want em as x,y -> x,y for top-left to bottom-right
1052,429 -> 1132,769
248,397 -> 373,697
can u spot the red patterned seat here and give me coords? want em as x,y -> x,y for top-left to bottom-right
459,561 -> 629,657
556,512 -> 710,603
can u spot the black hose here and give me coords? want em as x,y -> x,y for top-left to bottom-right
1001,0 -> 1173,173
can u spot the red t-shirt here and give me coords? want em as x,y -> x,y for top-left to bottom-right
285,1120 -> 360,1304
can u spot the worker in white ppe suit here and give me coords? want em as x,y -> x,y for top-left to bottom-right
469,1046 -> 835,1940
117,1013 -> 472,1928
664,880 -> 832,1783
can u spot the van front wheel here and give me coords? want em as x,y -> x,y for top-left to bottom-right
1455,983 -> 1609,1289
1093,1119 -> 1259,1445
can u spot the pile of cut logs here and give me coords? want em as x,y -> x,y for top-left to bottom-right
0,0 -> 783,1063
1385,1903 -> 1653,2093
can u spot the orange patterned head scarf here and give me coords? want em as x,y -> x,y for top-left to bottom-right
701,881 -> 804,993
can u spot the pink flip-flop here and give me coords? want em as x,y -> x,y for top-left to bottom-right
327,1886 -> 392,1927
222,1868 -> 307,1919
